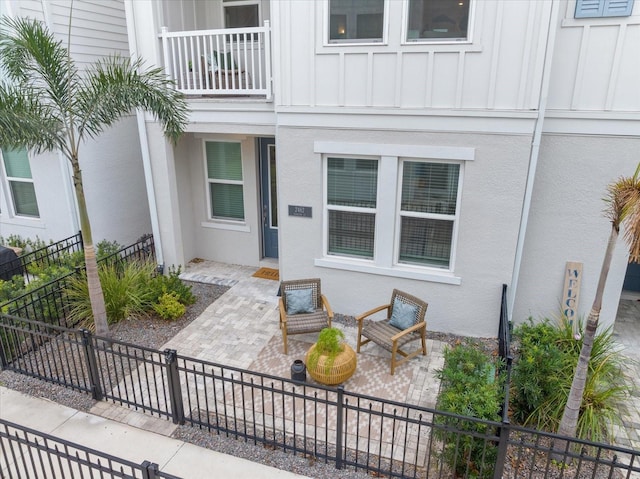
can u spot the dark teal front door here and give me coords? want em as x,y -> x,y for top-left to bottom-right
259,138 -> 278,258
623,261 -> 640,292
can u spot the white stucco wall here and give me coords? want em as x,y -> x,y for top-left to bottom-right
513,134 -> 639,330
184,134 -> 262,266
276,126 -> 532,338
80,117 -> 152,246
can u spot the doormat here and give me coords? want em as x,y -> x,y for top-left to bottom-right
252,267 -> 279,281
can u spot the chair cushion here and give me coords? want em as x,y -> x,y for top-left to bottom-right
389,300 -> 418,330
213,51 -> 235,71
285,288 -> 315,315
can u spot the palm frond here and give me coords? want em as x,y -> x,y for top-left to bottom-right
0,84 -> 65,154
0,16 -> 79,112
76,55 -> 188,144
606,163 -> 640,262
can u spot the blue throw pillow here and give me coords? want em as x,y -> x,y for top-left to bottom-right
389,300 -> 418,330
285,288 -> 315,315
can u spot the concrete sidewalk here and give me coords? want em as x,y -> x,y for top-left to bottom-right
0,386 -> 311,479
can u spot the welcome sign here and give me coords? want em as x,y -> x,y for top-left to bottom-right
562,261 -> 583,322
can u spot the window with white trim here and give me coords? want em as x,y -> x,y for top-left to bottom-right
324,154 -> 462,272
329,0 -> 385,43
406,0 -> 470,42
205,141 -> 245,221
1,148 -> 40,218
398,161 -> 459,268
327,157 -> 378,258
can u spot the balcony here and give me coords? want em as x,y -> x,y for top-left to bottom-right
160,22 -> 272,99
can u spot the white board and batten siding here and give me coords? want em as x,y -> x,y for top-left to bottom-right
547,0 -> 640,115
275,0 -> 553,115
9,0 -> 130,68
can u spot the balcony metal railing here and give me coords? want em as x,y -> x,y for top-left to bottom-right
160,22 -> 272,99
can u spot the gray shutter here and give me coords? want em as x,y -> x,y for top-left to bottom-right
575,0 -> 634,17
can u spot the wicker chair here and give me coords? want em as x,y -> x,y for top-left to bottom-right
356,289 -> 428,375
279,278 -> 333,354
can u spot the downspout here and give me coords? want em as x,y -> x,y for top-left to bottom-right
123,0 -> 164,268
508,0 -> 560,320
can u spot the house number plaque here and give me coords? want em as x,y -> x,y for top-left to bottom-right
288,205 -> 312,218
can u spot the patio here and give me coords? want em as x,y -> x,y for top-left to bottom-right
90,259 -> 640,457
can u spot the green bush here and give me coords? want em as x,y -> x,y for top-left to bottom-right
0,234 -> 49,253
96,239 -> 123,259
435,342 -> 505,479
65,260 -> 157,327
149,266 -> 195,306
0,276 -> 26,303
511,317 -> 629,443
153,292 -> 186,320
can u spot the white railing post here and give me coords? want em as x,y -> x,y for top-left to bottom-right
264,20 -> 272,100
159,25 -> 271,97
160,27 -> 173,81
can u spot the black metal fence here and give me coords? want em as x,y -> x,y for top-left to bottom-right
0,418 -> 181,479
1,315 -> 638,479
0,232 -> 83,282
0,234 -> 155,329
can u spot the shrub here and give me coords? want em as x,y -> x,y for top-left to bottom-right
0,276 -> 26,303
0,234 -> 49,253
148,266 -> 195,306
511,317 -> 629,443
96,239 -> 123,259
65,260 -> 157,328
153,292 -> 186,320
435,342 -> 505,479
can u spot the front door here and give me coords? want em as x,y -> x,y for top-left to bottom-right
623,261 -> 640,292
259,138 -> 278,258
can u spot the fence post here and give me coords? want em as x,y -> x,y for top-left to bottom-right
335,386 -> 344,470
81,329 -> 103,401
141,460 -> 160,479
164,349 -> 185,425
494,419 -> 510,479
494,355 -> 513,479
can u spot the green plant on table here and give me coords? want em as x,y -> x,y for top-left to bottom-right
307,327 -> 345,374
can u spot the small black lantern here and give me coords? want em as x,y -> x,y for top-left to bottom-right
290,359 -> 306,382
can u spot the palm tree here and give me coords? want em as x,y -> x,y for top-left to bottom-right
0,16 -> 188,338
556,162 -> 640,447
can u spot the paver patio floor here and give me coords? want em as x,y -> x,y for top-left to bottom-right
92,260 -> 640,461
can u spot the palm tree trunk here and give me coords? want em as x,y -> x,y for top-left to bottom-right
71,159 -> 109,337
554,225 -> 619,457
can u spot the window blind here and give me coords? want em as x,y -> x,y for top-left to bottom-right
206,141 -> 244,220
206,142 -> 242,181
401,162 -> 459,215
328,157 -> 378,208
2,148 -> 32,179
327,157 -> 378,259
10,181 -> 39,217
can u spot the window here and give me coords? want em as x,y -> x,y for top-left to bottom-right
318,142 -> 471,283
406,0 -> 470,41
223,0 -> 260,28
398,161 -> 459,268
327,157 -> 378,258
329,0 -> 385,43
205,141 -> 244,221
1,148 -> 39,218
574,0 -> 634,18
